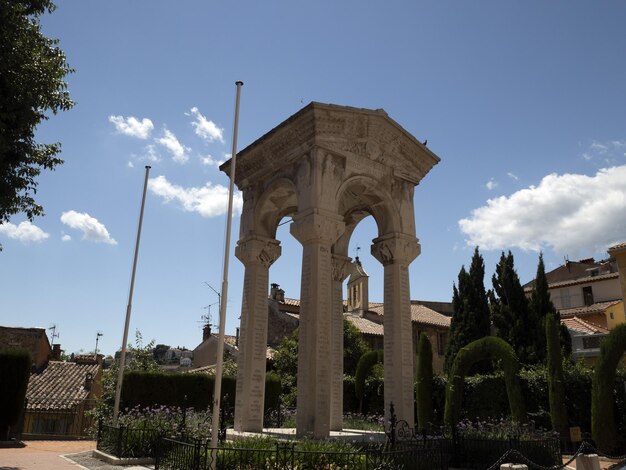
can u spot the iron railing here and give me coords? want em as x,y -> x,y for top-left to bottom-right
96,422 -> 163,458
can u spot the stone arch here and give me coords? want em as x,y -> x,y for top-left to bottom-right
222,102 -> 440,437
253,177 -> 299,238
444,337 -> 526,428
334,175 -> 401,253
591,324 -> 626,453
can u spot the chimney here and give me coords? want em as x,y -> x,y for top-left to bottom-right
270,283 -> 279,300
52,344 -> 62,360
202,324 -> 211,341
84,372 -> 93,391
235,327 -> 240,348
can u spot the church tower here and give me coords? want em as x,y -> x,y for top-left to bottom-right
347,256 -> 369,314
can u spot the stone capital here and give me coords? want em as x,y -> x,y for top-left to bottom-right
331,254 -> 352,282
235,235 -> 281,268
371,233 -> 420,266
290,209 -> 345,246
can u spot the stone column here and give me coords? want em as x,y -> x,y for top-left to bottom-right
371,233 -> 420,429
330,254 -> 352,431
290,209 -> 345,438
233,235 -> 281,432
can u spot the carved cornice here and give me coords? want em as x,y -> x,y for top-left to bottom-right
220,102 -> 440,189
235,235 -> 281,268
371,233 -> 421,266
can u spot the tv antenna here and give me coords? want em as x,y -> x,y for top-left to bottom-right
48,324 -> 59,346
94,332 -> 103,357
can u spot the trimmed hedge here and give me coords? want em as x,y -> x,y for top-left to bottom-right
445,337 -> 525,428
122,372 -> 237,411
0,351 -> 31,440
592,324 -> 626,453
354,350 -> 383,412
416,332 -> 433,432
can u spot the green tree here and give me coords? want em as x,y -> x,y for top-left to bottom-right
545,313 -> 568,437
490,251 -> 540,365
0,0 -> 74,238
343,318 -> 370,376
272,329 -> 299,407
444,247 -> 491,372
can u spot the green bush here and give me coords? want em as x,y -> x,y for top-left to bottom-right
264,372 -> 281,411
0,350 -> 31,440
354,350 -> 383,413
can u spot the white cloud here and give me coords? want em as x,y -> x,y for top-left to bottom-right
60,211 -> 117,245
459,165 -> 626,255
485,179 -> 498,190
507,172 -> 519,181
0,221 -> 49,243
62,234 -> 72,242
143,144 -> 160,162
200,154 -> 225,167
189,107 -> 224,143
127,161 -> 134,168
109,115 -> 154,139
148,175 -> 242,217
156,129 -> 190,164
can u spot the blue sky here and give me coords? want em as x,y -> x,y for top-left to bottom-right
2,1 -> 626,356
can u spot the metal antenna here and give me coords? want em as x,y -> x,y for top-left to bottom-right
94,332 -> 103,358
48,324 -> 59,346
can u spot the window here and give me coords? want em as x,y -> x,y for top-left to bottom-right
582,286 -> 594,307
437,332 -> 447,356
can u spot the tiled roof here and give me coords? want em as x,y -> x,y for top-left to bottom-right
367,303 -> 451,328
609,242 -> 626,254
345,314 -> 384,336
282,298 -> 301,307
27,361 -> 100,410
524,271 -> 619,292
559,300 -> 621,318
562,317 -> 609,335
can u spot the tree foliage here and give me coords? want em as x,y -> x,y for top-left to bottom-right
445,247 -> 491,372
343,318 -> 370,376
591,323 -> 626,453
0,0 -> 74,231
415,333 -> 433,433
545,313 -> 568,437
490,251 -> 541,365
0,351 -> 31,440
354,349 -> 383,410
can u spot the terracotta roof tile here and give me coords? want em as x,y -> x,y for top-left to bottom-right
608,241 -> 626,253
559,300 -> 621,318
524,271 -> 619,292
367,303 -> 451,328
27,361 -> 100,409
562,317 -> 609,335
345,315 -> 384,336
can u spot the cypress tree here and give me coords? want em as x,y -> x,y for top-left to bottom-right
490,251 -> 539,365
444,247 -> 490,372
546,313 -> 568,438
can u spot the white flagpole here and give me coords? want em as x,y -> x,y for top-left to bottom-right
210,81 -> 243,461
113,165 -> 151,425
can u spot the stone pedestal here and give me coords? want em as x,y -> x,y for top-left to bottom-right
291,210 -> 345,438
330,254 -> 352,431
233,236 -> 281,432
575,454 -> 601,470
372,233 -> 420,429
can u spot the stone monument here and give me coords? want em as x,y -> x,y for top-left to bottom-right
220,103 -> 440,438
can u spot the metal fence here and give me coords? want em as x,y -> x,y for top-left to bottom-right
96,422 -> 163,458
19,398 -> 96,438
154,438 -> 449,470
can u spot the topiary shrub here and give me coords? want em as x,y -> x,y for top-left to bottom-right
592,324 -> 626,453
546,313 -> 568,437
264,372 -> 281,412
415,333 -> 433,432
354,350 -> 383,413
0,351 -> 31,440
445,336 -> 525,428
